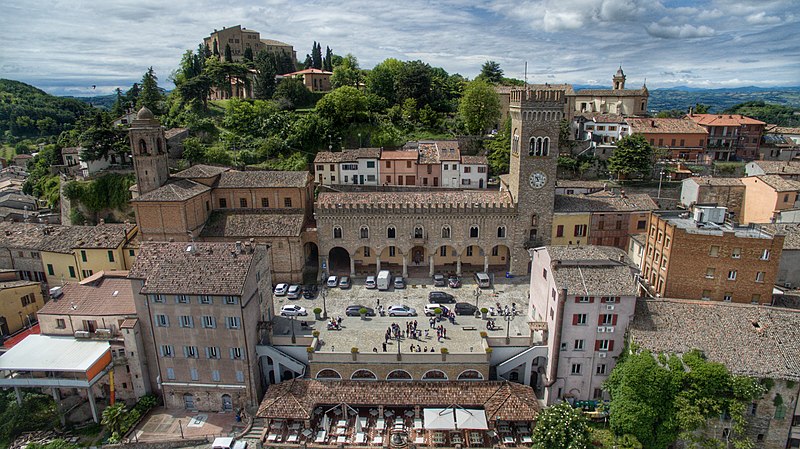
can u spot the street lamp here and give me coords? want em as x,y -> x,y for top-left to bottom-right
290,314 -> 297,344
474,286 -> 481,310
395,333 -> 402,356
321,284 -> 328,319
504,312 -> 515,343
657,170 -> 665,200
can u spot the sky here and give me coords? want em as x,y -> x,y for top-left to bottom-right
1,0 -> 798,96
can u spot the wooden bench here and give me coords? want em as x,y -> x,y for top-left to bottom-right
461,326 -> 477,331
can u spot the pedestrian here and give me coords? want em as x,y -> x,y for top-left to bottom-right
416,344 -> 421,352
443,328 -> 447,338
410,344 -> 414,352
382,342 -> 387,352
424,346 -> 428,352
373,347 -> 378,353
377,298 -> 380,307
425,329 -> 429,338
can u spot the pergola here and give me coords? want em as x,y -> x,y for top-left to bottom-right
0,335 -> 112,423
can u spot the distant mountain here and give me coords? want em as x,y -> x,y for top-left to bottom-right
647,86 -> 800,114
67,93 -> 117,110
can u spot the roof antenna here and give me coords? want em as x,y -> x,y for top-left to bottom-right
523,61 -> 528,86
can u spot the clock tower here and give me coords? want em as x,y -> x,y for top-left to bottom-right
507,87 -> 563,269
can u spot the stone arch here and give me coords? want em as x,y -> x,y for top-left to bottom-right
351,369 -> 378,380
386,369 -> 413,381
434,244 -> 458,271
353,246 -> 377,274
316,369 -> 342,380
138,139 -> 147,154
421,370 -> 448,381
328,247 -> 351,275
456,370 -> 484,381
489,244 -> 511,273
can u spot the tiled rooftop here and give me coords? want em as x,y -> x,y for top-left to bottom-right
313,149 -> 382,164
461,155 -> 488,165
556,180 -> 614,189
496,84 -> 576,95
436,141 -> 461,161
200,210 -> 305,238
74,223 -> 135,249
129,242 -> 259,295
380,150 -> 419,161
417,143 -> 441,165
760,223 -> 800,250
553,265 -> 638,297
164,128 -> 188,139
686,113 -> 765,127
627,117 -> 708,135
685,177 -> 744,187
0,222 -> 133,253
554,191 -> 657,213
750,161 -> 800,176
576,112 -> 625,123
753,175 -> 800,192
545,245 -> 629,263
630,298 -> 800,381
317,190 -> 513,208
257,379 -> 540,422
766,126 -> 800,135
133,179 -> 211,202
172,164 -> 230,179
39,275 -> 135,317
217,170 -> 310,189
575,88 -> 648,97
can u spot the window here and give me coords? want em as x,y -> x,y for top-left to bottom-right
760,249 -> 770,260
706,268 -> 715,279
211,370 -> 221,382
81,269 -> 93,278
464,167 -> 472,174
732,247 -> 741,259
360,226 -> 369,239
56,318 -> 66,329
556,225 -> 564,237
81,250 -> 87,262
723,293 -> 732,302
166,368 -> 175,380
129,249 -> 135,257
702,290 -> 712,300
728,270 -> 737,280
406,161 -> 412,168
231,347 -> 243,359
219,198 -> 227,208
497,226 -> 506,238
466,246 -> 473,257
261,198 -> 269,208
68,266 -> 76,278
755,271 -> 765,283
364,247 -> 370,257
385,161 -> 391,168
441,226 -> 451,239
316,164 -> 324,171
542,268 -> 548,279
414,226 -> 424,239
333,227 -> 342,239
671,138 -> 676,146
387,227 -> 396,239
176,295 -> 190,304
597,339 -> 612,351
637,220 -> 646,230
570,363 -> 582,375
155,314 -> 169,327
226,316 -> 241,329
389,246 -> 396,257
573,314 -> 587,325
184,346 -> 199,358
224,296 -> 238,305
239,198 -> 247,208
709,245 -> 720,257
574,339 -> 585,351
440,247 -> 447,257
478,166 -> 487,173
179,315 -> 194,328
236,371 -> 245,382
600,314 -> 615,325
284,198 -> 292,207
596,364 -> 607,375
577,296 -> 592,303
491,246 -> 499,256
190,368 -> 199,381
199,295 -> 212,304
665,237 -> 671,248
469,226 -> 479,238
202,316 -> 216,328
206,346 -> 221,359
160,345 -> 174,357
574,225 -> 587,237
367,161 -> 375,168
47,264 -> 54,276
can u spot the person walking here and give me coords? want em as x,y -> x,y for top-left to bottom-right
382,342 -> 387,352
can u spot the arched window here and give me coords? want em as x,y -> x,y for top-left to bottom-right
531,214 -> 538,227
541,137 -> 550,156
333,226 -> 342,239
386,370 -> 413,381
387,226 -> 396,239
441,226 -> 451,239
421,370 -> 448,381
156,138 -> 164,154
414,226 -> 424,239
138,139 -> 147,154
497,226 -> 506,238
351,369 -> 378,380
360,226 -> 369,239
316,369 -> 342,379
528,137 -> 536,156
470,226 -> 479,238
457,370 -> 484,380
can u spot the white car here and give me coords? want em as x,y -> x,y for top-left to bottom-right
280,304 -> 308,316
326,275 -> 339,288
287,284 -> 302,299
424,304 -> 448,316
388,304 -> 417,317
274,283 -> 288,296
365,276 -> 377,289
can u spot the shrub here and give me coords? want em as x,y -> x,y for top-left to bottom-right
479,331 -> 488,338
351,347 -> 359,353
313,307 -> 322,314
312,330 -> 320,337
440,348 -> 449,354
485,347 -> 493,353
307,346 -> 315,353
480,307 -> 489,313
359,307 -> 368,315
434,308 -> 443,315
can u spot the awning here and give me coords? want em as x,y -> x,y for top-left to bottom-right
423,407 -> 488,430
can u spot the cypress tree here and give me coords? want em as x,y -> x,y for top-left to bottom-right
137,67 -> 163,115
311,41 -> 322,69
224,43 -> 233,62
303,54 -> 312,69
243,47 -> 254,62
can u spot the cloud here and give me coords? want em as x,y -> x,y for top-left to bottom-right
745,12 -> 782,25
645,22 -> 716,39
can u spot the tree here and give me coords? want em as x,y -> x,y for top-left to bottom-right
79,113 -> 128,161
253,50 -> 277,100
458,79 -> 501,135
478,60 -> 504,84
330,54 -> 361,89
273,77 -> 312,109
137,67 -> 163,115
531,402 -> 591,449
607,134 -> 654,180
395,60 -> 434,107
224,43 -> 233,62
311,41 -> 322,69
324,46 -> 334,72
111,88 -> 125,117
243,46 -> 253,62
366,58 -> 403,106
303,54 -> 312,69
487,118 -> 511,175
315,86 -> 369,128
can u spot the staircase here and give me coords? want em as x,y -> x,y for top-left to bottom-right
240,416 -> 266,443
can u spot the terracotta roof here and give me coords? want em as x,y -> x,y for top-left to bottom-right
257,380 -> 540,422
173,164 -> 230,179
556,180 -> 614,189
418,143 -> 440,165
545,245 -> 630,263
627,118 -> 708,135
120,318 -> 138,329
759,223 -> 800,250
313,149 -> 381,164
749,161 -> 800,176
61,147 -> 81,155
73,223 -> 134,249
200,210 -> 305,238
317,190 -> 513,208
630,298 -> 800,381
129,242 -> 259,295
283,68 -> 333,76
461,155 -> 488,165
261,39 -> 293,47
576,113 -> 626,123
554,191 -> 657,213
684,177 -> 744,187
766,126 -> 800,135
0,222 -> 133,253
686,113 -> 766,127
133,179 -> 211,202
217,170 -> 310,189
436,141 -> 461,161
39,275 -> 135,317
574,88 -> 648,97
380,150 -> 419,161
753,175 -> 800,192
629,233 -> 647,246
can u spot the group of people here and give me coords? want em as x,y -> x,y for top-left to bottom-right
327,316 -> 343,330
385,321 -> 420,343
373,319 -> 449,352
489,302 -> 518,317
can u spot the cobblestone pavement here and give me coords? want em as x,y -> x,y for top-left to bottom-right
272,277 -> 534,353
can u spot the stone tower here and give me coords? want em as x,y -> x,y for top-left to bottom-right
613,66 -> 626,90
507,87 -> 563,271
129,107 -> 169,197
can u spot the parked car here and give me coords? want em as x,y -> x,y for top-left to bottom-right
346,305 -> 376,316
338,276 -> 352,289
302,284 -> 318,299
280,304 -> 308,316
454,302 -> 478,315
388,305 -> 417,317
393,276 -> 406,289
448,275 -> 462,288
326,275 -> 339,288
287,284 -> 302,299
365,276 -> 377,289
424,304 -> 450,316
274,283 -> 288,296
428,291 -> 455,304
433,274 -> 446,287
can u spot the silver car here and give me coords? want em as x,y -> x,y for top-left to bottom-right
388,304 -> 417,317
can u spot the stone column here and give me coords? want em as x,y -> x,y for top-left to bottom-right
523,360 -> 533,387
376,256 -> 381,274
402,255 -> 408,278
349,257 -> 355,277
483,254 -> 489,273
456,255 -> 462,276
273,362 -> 281,385
429,255 -> 435,277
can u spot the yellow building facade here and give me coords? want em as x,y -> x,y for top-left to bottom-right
551,212 -> 592,246
0,277 -> 44,336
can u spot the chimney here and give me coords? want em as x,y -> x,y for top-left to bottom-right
235,241 -> 243,253
650,120 -> 656,128
99,218 -> 105,225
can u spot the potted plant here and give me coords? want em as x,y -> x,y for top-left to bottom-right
350,347 -> 359,361
359,307 -> 368,320
313,307 -> 322,320
312,330 -> 320,338
479,331 -> 488,338
480,307 -> 489,319
440,347 -> 448,361
434,307 -> 443,319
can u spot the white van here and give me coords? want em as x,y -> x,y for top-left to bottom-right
474,272 -> 491,288
377,270 -> 391,290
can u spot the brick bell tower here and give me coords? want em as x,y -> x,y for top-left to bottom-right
129,107 -> 169,197
507,87 -> 563,273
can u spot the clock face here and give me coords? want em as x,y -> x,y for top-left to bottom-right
529,172 -> 547,189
